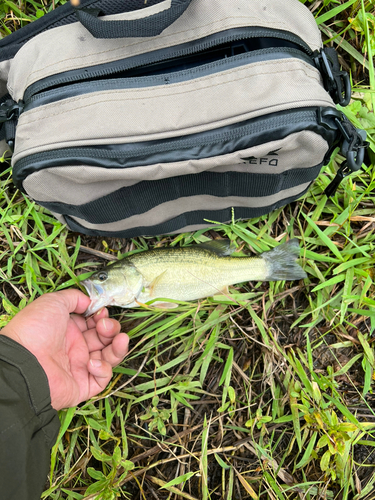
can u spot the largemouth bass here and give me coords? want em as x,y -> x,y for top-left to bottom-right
81,239 -> 306,316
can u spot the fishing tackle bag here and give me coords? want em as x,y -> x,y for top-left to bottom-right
0,0 -> 368,238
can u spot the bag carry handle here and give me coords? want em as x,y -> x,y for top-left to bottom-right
75,0 -> 193,39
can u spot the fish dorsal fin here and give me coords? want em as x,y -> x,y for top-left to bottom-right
196,239 -> 235,256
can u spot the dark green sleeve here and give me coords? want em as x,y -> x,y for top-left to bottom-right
0,335 -> 60,500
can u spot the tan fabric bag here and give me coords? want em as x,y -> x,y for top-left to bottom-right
0,0 -> 367,237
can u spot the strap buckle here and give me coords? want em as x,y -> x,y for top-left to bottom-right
0,99 -> 24,152
318,108 -> 369,197
0,99 -> 23,123
313,48 -> 351,106
334,115 -> 368,172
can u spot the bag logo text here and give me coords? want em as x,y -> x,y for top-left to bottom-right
241,148 -> 281,166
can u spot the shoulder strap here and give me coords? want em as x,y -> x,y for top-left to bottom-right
0,0 -> 178,62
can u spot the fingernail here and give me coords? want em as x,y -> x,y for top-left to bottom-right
102,318 -> 110,331
90,359 -> 102,368
96,308 -> 104,316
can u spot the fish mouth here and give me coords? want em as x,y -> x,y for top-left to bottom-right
81,279 -> 104,298
81,279 -> 110,317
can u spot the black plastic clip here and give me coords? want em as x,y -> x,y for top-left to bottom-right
334,115 -> 368,172
0,99 -> 23,151
313,48 -> 351,106
0,99 -> 23,123
323,113 -> 369,197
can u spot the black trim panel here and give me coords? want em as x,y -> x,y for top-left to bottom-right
37,165 -> 321,224
63,184 -> 311,238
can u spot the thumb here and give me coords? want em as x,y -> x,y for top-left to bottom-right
55,289 -> 91,315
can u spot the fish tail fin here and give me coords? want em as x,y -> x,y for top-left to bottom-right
262,240 -> 307,281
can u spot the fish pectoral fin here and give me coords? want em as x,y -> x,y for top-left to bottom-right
134,298 -> 178,309
213,285 -> 230,297
147,270 -> 168,297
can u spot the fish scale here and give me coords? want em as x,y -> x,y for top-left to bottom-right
127,247 -> 268,301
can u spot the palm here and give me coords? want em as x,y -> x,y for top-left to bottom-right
1,290 -> 129,410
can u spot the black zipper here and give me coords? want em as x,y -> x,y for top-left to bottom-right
23,47 -> 314,112
13,107 -> 340,189
12,105 -> 367,198
23,27 -> 313,102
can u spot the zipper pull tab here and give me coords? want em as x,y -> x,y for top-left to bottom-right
324,162 -> 350,197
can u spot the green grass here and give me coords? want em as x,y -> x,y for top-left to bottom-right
1,0 -> 375,498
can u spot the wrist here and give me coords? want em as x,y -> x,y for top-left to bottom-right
0,328 -> 52,392
0,335 -> 53,407
0,326 -> 23,346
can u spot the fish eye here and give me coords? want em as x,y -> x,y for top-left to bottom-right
98,272 -> 108,282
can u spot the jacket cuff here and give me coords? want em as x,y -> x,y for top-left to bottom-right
0,335 -> 59,446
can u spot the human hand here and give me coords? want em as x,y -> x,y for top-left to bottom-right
0,289 -> 129,410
